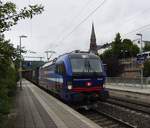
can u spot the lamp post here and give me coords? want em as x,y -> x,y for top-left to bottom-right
136,33 -> 143,87
19,35 -> 27,89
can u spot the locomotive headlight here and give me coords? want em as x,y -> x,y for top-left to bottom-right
67,81 -> 72,90
68,85 -> 72,90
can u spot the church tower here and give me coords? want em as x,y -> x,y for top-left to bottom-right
89,23 -> 97,54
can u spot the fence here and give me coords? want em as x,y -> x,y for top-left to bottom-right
105,77 -> 150,88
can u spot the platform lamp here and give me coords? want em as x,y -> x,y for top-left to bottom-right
136,33 -> 143,87
19,35 -> 27,90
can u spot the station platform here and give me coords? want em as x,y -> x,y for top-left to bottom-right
13,79 -> 102,128
105,83 -> 150,95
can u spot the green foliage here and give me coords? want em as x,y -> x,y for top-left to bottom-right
100,48 -> 113,59
143,60 -> 150,77
121,39 -> 139,58
0,0 -> 44,121
143,43 -> 150,52
101,33 -> 140,77
112,33 -> 122,57
103,33 -> 139,59
0,1 -> 44,33
107,33 -> 140,59
0,36 -> 17,115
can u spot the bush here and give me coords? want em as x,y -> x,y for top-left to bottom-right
0,57 -> 17,115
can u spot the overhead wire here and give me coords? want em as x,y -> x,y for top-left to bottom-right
53,0 -> 150,54
53,0 -> 108,49
56,0 -> 92,38
100,23 -> 150,48
49,0 -> 93,49
59,0 -> 107,42
123,23 -> 150,37
99,8 -> 150,45
124,7 -> 150,24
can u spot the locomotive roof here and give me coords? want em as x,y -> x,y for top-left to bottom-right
68,53 -> 99,59
41,52 -> 100,68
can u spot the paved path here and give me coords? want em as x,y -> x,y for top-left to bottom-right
14,81 -> 57,128
13,79 -> 102,128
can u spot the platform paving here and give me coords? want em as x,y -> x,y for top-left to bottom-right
13,79 -> 102,128
105,83 -> 150,105
105,83 -> 150,95
14,81 -> 57,128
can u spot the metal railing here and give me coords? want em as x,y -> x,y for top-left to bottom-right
105,77 -> 150,88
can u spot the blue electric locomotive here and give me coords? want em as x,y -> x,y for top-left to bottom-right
39,51 -> 109,103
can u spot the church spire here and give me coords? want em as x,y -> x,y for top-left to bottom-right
90,23 -> 96,42
89,23 -> 97,54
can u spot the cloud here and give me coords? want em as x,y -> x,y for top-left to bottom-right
5,0 -> 150,60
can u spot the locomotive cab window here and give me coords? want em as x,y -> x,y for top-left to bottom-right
70,58 -> 103,74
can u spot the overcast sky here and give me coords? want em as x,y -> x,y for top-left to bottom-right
4,0 -> 150,61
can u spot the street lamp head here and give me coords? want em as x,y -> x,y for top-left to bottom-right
136,33 -> 142,36
20,35 -> 27,38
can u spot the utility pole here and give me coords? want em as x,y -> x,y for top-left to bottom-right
45,51 -> 49,61
45,50 -> 56,61
136,33 -> 143,87
19,35 -> 27,90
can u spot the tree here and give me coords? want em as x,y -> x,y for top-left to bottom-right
0,36 -> 17,116
122,39 -> 139,58
143,43 -> 150,52
0,0 -> 44,121
112,33 -> 122,58
102,33 -> 139,59
0,1 -> 44,33
100,48 -> 113,59
100,33 -> 140,77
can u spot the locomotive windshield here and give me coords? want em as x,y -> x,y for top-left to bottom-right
70,58 -> 103,74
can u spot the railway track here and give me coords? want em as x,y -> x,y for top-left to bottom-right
94,98 -> 150,128
77,96 -> 150,128
107,96 -> 150,115
78,108 -> 135,128
29,80 -> 150,127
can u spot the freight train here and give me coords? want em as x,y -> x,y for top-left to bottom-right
23,51 -> 109,104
